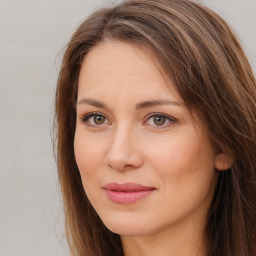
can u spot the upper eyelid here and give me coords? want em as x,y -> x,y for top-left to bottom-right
80,112 -> 174,120
145,112 -> 176,120
81,112 -> 111,123
82,111 -> 108,119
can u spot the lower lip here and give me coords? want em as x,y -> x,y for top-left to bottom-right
104,189 -> 154,204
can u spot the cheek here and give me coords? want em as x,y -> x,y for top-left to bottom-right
143,129 -> 216,191
144,133 -> 217,222
74,131 -> 108,206
144,132 -> 206,172
74,131 -> 105,179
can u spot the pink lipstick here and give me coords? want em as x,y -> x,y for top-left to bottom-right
103,182 -> 155,204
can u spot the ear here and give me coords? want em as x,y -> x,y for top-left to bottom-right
214,153 -> 233,171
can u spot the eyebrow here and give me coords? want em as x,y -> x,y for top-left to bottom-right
135,99 -> 183,110
77,98 -> 108,109
76,98 -> 183,110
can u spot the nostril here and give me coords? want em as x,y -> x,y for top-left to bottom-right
105,154 -> 143,172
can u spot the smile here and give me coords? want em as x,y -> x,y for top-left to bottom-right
103,182 -> 156,204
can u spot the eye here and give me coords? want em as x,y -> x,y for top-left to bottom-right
144,113 -> 176,128
80,112 -> 110,127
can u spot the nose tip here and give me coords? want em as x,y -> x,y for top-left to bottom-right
104,129 -> 143,172
106,153 -> 143,172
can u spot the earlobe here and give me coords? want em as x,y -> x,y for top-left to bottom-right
214,153 -> 233,171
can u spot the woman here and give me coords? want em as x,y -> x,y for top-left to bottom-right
54,0 -> 256,255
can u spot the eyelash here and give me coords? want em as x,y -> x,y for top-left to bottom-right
80,112 -> 110,128
80,112 -> 177,129
144,113 -> 176,128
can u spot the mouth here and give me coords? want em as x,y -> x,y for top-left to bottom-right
103,182 -> 156,204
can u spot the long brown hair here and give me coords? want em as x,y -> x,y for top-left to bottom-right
54,0 -> 256,255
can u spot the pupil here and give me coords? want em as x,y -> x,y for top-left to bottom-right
154,116 -> 165,126
94,115 -> 105,124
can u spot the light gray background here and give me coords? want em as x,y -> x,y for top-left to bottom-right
0,1 -> 255,255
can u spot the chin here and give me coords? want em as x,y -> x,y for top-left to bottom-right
107,224 -> 149,236
101,213 -> 151,236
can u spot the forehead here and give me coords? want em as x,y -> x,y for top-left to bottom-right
78,40 -> 181,101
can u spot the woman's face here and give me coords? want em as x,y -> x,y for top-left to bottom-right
74,41 -> 220,237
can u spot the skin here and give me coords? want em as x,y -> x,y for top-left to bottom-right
74,40 -> 229,256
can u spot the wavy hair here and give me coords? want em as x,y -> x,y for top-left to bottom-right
54,0 -> 256,255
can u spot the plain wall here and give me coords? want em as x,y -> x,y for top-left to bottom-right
0,0 -> 255,255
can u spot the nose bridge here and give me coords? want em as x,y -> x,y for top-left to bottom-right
112,123 -> 132,150
105,122 -> 143,171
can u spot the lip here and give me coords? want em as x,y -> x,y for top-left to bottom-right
103,182 -> 156,204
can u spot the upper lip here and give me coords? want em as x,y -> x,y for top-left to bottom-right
103,182 -> 156,192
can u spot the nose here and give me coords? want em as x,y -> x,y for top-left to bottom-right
104,125 -> 144,172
